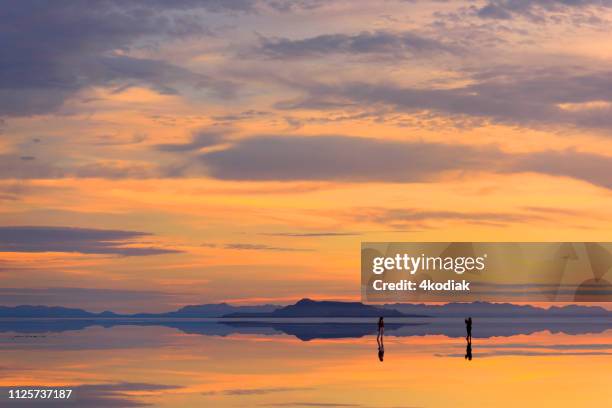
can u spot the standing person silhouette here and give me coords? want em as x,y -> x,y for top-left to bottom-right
465,317 -> 472,342
464,317 -> 473,361
376,316 -> 385,361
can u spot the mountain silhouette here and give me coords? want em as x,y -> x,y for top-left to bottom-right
132,303 -> 280,318
0,304 -> 278,318
0,305 -> 118,318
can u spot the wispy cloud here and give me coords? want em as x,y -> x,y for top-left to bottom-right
156,129 -> 227,152
260,232 -> 360,237
343,207 -> 561,228
0,155 -> 165,179
277,69 -> 612,130
442,351 -> 612,358
475,0 -> 612,21
262,403 -> 362,407
477,342 -> 612,350
203,386 -> 312,396
0,226 -> 180,256
224,243 -> 313,252
257,30 -> 458,59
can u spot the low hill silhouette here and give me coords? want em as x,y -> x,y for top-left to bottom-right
0,305 -> 117,318
132,303 -> 279,318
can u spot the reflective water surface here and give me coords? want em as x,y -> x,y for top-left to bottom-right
1,318 -> 611,407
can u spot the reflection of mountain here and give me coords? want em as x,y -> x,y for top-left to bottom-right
216,319 -> 612,340
222,321 -> 417,341
0,319 -> 276,337
224,298 -> 410,317
383,301 -> 612,318
386,318 -> 612,338
1,319 -> 610,341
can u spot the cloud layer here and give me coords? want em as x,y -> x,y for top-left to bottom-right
279,69 -> 612,130
0,226 -> 179,256
200,134 -> 612,189
201,135 -> 501,182
258,30 -> 456,59
0,1 -> 238,116
476,0 -> 612,20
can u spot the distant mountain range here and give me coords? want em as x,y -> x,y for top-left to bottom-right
224,298 -> 408,318
0,305 -> 118,318
0,303 -> 279,319
133,303 -> 279,318
0,298 -> 611,319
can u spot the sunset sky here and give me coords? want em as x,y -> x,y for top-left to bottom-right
2,0 -> 612,312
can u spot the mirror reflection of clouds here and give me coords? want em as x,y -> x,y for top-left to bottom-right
0,326 -> 611,407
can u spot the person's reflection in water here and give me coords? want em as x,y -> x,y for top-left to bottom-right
378,342 -> 385,362
464,316 -> 473,361
465,339 -> 472,360
377,316 -> 385,362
